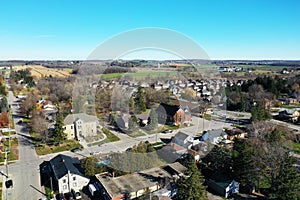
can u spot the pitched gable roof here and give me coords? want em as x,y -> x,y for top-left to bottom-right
209,172 -> 237,189
49,154 -> 85,180
156,103 -> 180,116
174,131 -> 190,141
64,113 -> 98,125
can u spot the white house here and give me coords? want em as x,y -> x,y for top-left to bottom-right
42,154 -> 90,194
200,129 -> 227,144
172,132 -> 200,149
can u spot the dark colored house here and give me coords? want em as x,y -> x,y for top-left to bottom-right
156,103 -> 191,126
207,172 -> 239,198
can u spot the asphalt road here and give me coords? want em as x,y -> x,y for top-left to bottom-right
2,84 -> 297,200
2,87 -> 231,199
0,88 -> 44,200
87,116 -> 232,155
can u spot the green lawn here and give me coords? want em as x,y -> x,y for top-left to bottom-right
85,132 -> 105,143
128,131 -> 146,138
35,140 -> 82,155
88,128 -> 120,147
0,182 -> 2,200
0,137 -> 19,162
101,71 -> 178,80
292,142 -> 300,154
22,118 -> 31,123
162,125 -> 180,130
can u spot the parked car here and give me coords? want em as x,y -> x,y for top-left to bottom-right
71,190 -> 82,200
162,129 -> 173,134
56,194 -> 66,200
70,146 -> 83,153
5,179 -> 13,188
64,192 -> 74,200
90,151 -> 101,155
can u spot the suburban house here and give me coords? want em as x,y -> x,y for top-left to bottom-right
136,113 -> 149,126
40,154 -> 89,195
207,172 -> 239,198
115,114 -> 131,129
186,149 -> 201,162
225,128 -> 247,141
63,113 -> 99,139
252,98 -> 273,110
158,143 -> 188,163
36,99 -> 58,121
278,109 -> 300,122
94,162 -> 186,200
200,129 -> 227,144
278,97 -> 298,105
171,132 -> 200,149
156,103 -> 192,126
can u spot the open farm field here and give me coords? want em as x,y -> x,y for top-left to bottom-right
14,65 -> 71,78
101,70 -> 178,80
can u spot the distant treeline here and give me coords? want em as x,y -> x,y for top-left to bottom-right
72,65 -> 133,75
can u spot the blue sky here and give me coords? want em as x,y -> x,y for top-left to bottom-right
0,0 -> 299,60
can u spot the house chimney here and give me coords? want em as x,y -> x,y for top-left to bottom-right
112,172 -> 115,178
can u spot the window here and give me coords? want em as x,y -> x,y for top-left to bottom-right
63,179 -> 66,184
63,185 -> 67,190
73,182 -> 77,187
73,177 -> 76,181
71,125 -> 73,129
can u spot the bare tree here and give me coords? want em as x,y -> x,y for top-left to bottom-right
20,91 -> 40,117
31,111 -> 48,142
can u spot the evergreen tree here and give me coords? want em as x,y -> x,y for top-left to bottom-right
81,156 -> 97,177
251,104 -> 271,122
175,160 -> 207,200
129,96 -> 134,114
272,154 -> 300,200
146,108 -> 158,130
53,109 -> 67,144
128,115 -> 139,133
0,97 -> 8,112
232,139 -> 256,187
134,86 -> 146,114
202,144 -> 233,174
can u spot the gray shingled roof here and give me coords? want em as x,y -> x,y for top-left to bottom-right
64,113 -> 98,125
174,131 -> 190,141
49,154 -> 85,180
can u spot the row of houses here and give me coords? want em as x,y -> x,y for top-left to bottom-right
95,77 -> 237,103
39,125 -> 246,198
40,153 -> 239,199
40,154 -> 187,199
115,102 -> 193,131
278,108 -> 300,123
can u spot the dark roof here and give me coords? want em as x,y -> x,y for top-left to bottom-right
170,99 -> 200,111
156,103 -> 180,116
225,128 -> 245,136
49,154 -> 85,180
174,132 -> 190,141
209,172 -> 235,189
